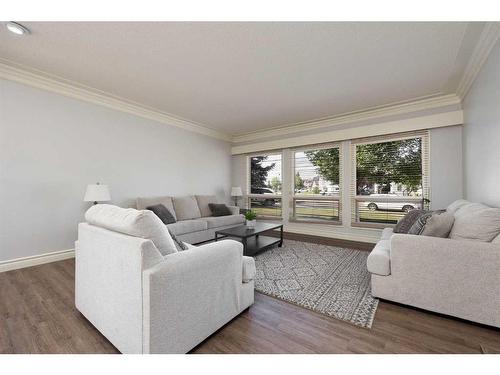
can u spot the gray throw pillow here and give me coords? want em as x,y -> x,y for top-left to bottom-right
168,229 -> 189,251
421,211 -> 455,238
393,209 -> 426,234
208,203 -> 232,217
146,204 -> 176,225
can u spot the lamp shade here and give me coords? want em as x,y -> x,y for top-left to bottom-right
231,187 -> 243,197
84,183 -> 111,202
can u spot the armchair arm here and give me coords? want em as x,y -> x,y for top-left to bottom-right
227,205 -> 240,215
142,240 -> 244,353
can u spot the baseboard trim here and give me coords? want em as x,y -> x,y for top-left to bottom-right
0,248 -> 75,273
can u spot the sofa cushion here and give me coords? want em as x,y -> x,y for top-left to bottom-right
201,214 -> 245,229
166,219 -> 208,236
242,256 -> 256,283
146,204 -> 176,225
380,227 -> 394,240
136,196 -> 177,221
449,203 -> 500,242
195,195 -> 218,217
421,211 -> 455,238
367,240 -> 391,276
446,199 -> 471,214
393,209 -> 426,234
85,204 -> 177,256
173,196 -> 202,221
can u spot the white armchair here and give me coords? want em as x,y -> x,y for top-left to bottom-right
75,205 -> 255,353
367,200 -> 500,328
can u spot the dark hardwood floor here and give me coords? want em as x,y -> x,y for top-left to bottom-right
1,257 -> 500,354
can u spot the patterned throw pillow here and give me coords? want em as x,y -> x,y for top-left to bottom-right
408,210 -> 446,235
393,209 -> 426,233
168,229 -> 189,251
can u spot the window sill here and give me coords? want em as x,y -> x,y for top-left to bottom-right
289,218 -> 342,226
351,222 -> 394,230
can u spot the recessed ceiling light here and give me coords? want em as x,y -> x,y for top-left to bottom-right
6,22 -> 30,36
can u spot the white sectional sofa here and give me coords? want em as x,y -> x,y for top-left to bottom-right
367,200 -> 500,328
75,204 -> 255,353
136,195 -> 245,244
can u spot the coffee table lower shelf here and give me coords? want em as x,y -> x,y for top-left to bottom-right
242,235 -> 281,256
214,222 -> 284,256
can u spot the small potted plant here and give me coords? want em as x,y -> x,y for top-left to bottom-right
244,210 -> 257,228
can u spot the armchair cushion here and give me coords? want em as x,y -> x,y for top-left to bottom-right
85,204 -> 177,256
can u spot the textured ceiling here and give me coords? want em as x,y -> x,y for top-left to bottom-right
0,22 -> 484,135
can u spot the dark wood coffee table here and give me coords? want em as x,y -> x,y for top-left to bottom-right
214,222 -> 283,256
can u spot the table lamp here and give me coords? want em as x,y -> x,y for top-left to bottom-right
84,182 -> 111,205
231,186 -> 243,206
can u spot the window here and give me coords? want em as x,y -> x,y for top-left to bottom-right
248,153 -> 282,218
351,132 -> 429,226
292,145 -> 341,222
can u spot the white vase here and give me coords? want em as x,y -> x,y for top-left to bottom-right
246,219 -> 256,228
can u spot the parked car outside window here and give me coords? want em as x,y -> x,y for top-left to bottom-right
362,194 -> 417,212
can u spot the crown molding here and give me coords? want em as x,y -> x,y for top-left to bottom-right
231,93 -> 461,144
456,22 -> 500,100
231,110 -> 463,155
0,59 -> 231,141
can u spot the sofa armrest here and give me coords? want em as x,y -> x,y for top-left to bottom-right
227,205 -> 240,215
142,240 -> 244,353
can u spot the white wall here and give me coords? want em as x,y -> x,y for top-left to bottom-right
0,79 -> 232,262
463,39 -> 500,206
429,125 -> 463,209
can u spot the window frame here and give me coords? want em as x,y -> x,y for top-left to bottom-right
350,131 -> 430,228
246,151 -> 284,219
290,143 -> 342,224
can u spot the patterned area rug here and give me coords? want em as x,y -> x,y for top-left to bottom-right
254,240 -> 379,328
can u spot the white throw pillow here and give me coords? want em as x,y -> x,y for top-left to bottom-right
85,204 -> 177,255
449,204 -> 500,242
